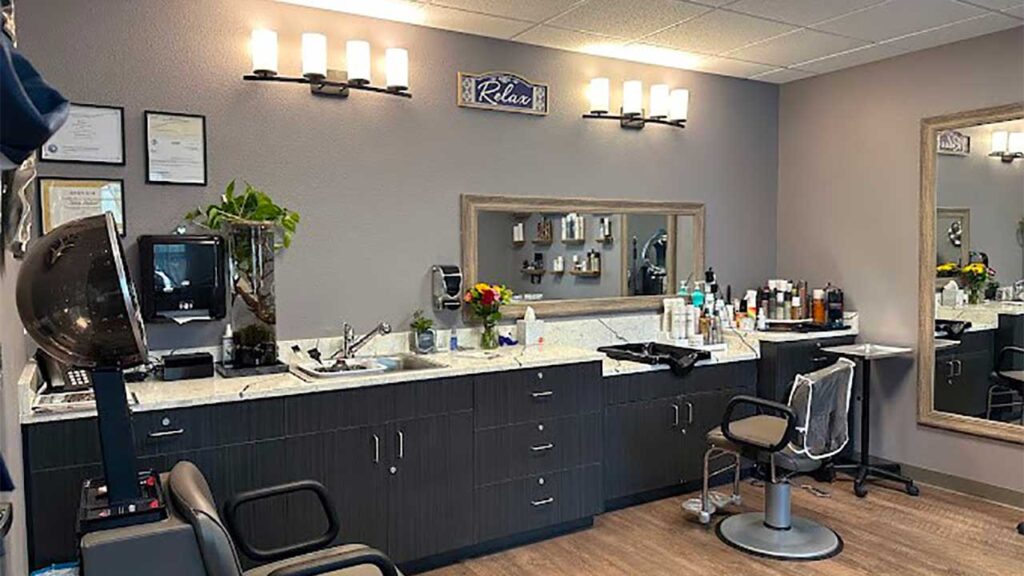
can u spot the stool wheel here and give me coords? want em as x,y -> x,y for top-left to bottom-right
854,482 -> 868,498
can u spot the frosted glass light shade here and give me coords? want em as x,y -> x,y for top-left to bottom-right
991,130 -> 1009,154
1008,132 -> 1024,155
669,89 -> 689,121
589,78 -> 610,114
347,40 -> 372,84
301,33 -> 327,79
251,29 -> 278,76
649,84 -> 670,118
385,48 -> 409,90
622,80 -> 643,117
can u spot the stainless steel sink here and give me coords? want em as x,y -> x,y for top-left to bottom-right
376,354 -> 449,372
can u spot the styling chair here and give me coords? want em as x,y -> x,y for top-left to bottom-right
169,461 -> 400,576
987,346 -> 1024,423
686,358 -> 856,561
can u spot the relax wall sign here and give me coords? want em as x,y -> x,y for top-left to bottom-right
458,71 -> 548,116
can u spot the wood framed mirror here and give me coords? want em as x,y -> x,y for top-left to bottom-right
461,194 -> 705,319
919,102 -> 1024,444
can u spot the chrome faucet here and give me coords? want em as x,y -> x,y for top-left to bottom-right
333,321 -> 392,359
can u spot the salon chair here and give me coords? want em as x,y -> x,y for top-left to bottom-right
987,346 -> 1024,423
688,358 -> 855,561
82,461 -> 400,576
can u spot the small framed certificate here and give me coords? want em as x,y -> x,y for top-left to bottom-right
40,103 -> 125,165
145,110 -> 208,186
39,178 -> 126,236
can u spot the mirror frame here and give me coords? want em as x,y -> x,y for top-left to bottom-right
461,194 -> 705,319
918,102 -> 1024,444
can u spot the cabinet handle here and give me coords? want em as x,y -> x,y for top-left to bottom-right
531,497 -> 555,507
531,390 -> 554,400
372,434 -> 380,464
530,443 -> 554,452
397,430 -> 405,460
947,361 -> 955,378
537,371 -> 544,380
812,356 -> 830,364
671,403 -> 680,428
148,428 -> 184,438
955,360 -> 963,377
686,401 -> 693,425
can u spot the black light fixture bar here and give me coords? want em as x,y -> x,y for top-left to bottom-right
582,109 -> 686,130
243,73 -> 412,99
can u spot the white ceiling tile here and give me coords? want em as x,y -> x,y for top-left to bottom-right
793,42 -> 907,73
548,0 -> 711,39
879,12 -> 1023,52
725,0 -> 888,27
812,0 -> 988,42
643,9 -> 798,54
513,25 -> 625,52
749,67 -> 817,83
960,0 -> 1022,9
690,56 -> 777,77
419,4 -> 535,38
429,0 -> 584,22
728,28 -> 870,66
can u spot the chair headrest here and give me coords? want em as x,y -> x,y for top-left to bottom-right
168,461 -> 244,576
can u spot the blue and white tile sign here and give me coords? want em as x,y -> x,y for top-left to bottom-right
458,71 -> 548,116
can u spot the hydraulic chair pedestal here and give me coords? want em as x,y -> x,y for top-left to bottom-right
716,482 -> 843,561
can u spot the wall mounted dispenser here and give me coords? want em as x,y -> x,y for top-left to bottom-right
433,265 -> 463,311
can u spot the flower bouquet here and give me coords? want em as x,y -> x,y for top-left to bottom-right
960,262 -> 994,304
464,283 -> 513,349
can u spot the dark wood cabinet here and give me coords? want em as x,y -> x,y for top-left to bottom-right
603,397 -> 686,500
934,330 -> 996,418
757,336 -> 856,403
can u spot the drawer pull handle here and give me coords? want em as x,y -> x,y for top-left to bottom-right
686,401 -> 693,425
531,497 -> 555,507
671,404 -> 680,428
397,430 -> 405,460
373,434 -> 380,464
531,390 -> 554,399
148,428 -> 184,439
530,443 -> 554,452
812,356 -> 830,364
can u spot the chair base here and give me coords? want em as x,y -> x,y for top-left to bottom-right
716,513 -> 843,561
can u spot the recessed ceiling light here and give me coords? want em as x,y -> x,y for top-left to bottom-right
274,0 -> 425,24
583,43 -> 704,70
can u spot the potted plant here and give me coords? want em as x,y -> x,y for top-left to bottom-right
960,262 -> 994,305
463,283 -> 512,350
410,310 -> 436,354
185,180 -> 300,367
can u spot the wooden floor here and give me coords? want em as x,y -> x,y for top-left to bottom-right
423,479 -> 1024,576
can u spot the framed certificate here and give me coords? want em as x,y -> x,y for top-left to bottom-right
145,110 -> 207,186
40,103 -> 125,165
39,178 -> 126,236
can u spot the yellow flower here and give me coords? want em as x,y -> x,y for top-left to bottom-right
475,283 -> 491,292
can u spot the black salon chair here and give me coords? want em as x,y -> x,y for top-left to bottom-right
168,461 -> 400,576
987,346 -> 1024,423
689,358 -> 856,561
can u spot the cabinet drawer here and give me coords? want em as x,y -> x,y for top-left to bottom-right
475,363 -> 601,428
134,398 -> 286,456
474,464 -> 602,543
604,361 -> 757,405
475,412 -> 602,486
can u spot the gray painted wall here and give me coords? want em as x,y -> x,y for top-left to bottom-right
14,0 -> 778,352
936,120 -> 1024,281
778,28 -> 1024,492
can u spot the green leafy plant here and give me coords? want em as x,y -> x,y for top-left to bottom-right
410,310 -> 434,334
185,180 -> 300,248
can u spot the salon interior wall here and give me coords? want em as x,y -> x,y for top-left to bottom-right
777,27 -> 1024,493
0,251 -> 27,576
936,120 -> 1024,281
13,0 -> 779,354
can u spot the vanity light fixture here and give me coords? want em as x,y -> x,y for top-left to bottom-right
243,29 -> 411,100
990,130 -> 1024,162
582,77 -> 687,130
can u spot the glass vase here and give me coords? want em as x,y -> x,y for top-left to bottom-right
968,286 -> 983,305
480,319 -> 499,350
226,221 -> 278,367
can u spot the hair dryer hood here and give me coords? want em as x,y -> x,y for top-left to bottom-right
16,213 -> 148,368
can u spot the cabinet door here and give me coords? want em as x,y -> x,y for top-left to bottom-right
603,397 -> 686,500
328,426 -> 390,553
680,389 -> 745,484
387,412 -> 474,563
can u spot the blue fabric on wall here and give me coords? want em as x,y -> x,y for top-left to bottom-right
0,31 -> 69,165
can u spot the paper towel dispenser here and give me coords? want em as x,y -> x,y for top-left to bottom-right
432,265 -> 463,311
139,235 -> 226,323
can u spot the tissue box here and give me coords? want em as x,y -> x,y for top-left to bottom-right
517,319 -> 545,347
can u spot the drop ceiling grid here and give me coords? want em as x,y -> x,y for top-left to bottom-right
278,0 -> 1024,83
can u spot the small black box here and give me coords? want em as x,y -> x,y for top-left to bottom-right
162,352 -> 215,381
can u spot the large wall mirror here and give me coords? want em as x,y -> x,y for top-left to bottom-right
919,103 -> 1024,444
462,194 -> 704,318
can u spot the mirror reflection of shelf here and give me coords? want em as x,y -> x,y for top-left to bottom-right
596,216 -> 614,244
561,213 -> 585,244
562,238 -> 585,245
512,221 -> 526,245
533,237 -> 552,246
570,270 -> 601,277
534,218 -> 554,245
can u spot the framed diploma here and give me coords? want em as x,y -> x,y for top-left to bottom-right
39,178 -> 126,236
40,103 -> 125,165
145,110 -> 208,186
